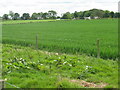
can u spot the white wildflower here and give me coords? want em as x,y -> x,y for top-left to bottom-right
32,62 -> 35,64
20,58 -> 22,60
22,59 -> 25,61
58,57 -> 61,59
27,67 -> 30,69
63,61 -> 67,65
9,63 -> 12,65
55,53 -> 59,55
4,78 -> 7,81
85,66 -> 89,70
69,64 -> 72,67
40,64 -> 43,65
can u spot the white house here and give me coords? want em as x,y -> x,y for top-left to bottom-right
8,16 -> 12,19
37,17 -> 43,20
56,19 -> 60,20
84,17 -> 91,20
94,16 -> 99,19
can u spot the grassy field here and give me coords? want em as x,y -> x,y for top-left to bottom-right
2,44 -> 118,88
2,19 -> 118,59
1,19 -> 57,25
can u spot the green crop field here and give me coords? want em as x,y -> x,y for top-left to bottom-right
2,19 -> 118,59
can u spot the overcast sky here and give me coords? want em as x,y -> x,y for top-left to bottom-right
0,0 -> 119,16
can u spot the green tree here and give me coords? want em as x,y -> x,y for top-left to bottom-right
38,12 -> 43,19
61,12 -> 72,19
3,14 -> 9,20
109,11 -> 114,18
73,11 -> 79,19
103,10 -> 110,18
42,12 -> 49,19
79,11 -> 84,19
89,9 -> 104,18
9,11 -> 14,19
31,13 -> 38,20
114,12 -> 120,18
22,13 -> 30,20
84,11 -> 91,17
57,16 -> 60,19
13,13 -> 20,20
48,10 -> 57,19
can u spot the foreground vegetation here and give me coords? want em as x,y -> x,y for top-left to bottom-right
2,44 -> 118,88
3,19 -> 118,59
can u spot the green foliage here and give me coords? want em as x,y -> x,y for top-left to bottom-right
61,12 -> 73,19
3,14 -> 9,20
73,11 -> 80,19
2,44 -> 118,88
48,10 -> 57,19
13,13 -> 20,20
31,13 -> 38,20
21,13 -> 30,20
84,11 -> 91,17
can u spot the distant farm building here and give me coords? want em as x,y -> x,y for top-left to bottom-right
94,16 -> 99,19
8,16 -> 12,19
84,16 -> 100,20
84,17 -> 91,20
37,17 -> 43,20
56,19 -> 60,20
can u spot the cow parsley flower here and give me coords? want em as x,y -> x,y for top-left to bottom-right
40,64 -> 43,65
63,61 -> 67,65
69,64 -> 72,67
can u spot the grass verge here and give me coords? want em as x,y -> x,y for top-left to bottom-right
2,44 -> 118,88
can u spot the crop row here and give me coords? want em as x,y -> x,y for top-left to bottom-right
2,19 -> 118,59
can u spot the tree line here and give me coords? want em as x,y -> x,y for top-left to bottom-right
2,9 -> 120,20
